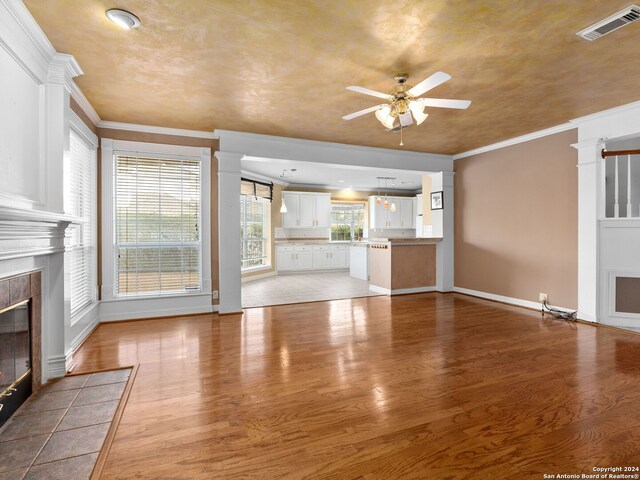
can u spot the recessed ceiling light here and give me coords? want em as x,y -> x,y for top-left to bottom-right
106,9 -> 141,30
338,180 -> 345,183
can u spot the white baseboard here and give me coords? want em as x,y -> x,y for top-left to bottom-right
453,287 -> 576,314
47,354 -> 67,379
369,285 -> 436,295
242,271 -> 277,283
100,305 -> 215,322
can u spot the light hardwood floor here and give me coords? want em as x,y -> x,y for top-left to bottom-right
72,293 -> 640,479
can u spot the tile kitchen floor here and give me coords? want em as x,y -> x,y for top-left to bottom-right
242,271 -> 380,308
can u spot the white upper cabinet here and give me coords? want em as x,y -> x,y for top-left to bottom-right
369,195 -> 417,229
282,192 -> 301,227
282,192 -> 331,228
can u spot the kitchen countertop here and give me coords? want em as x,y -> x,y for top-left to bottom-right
367,237 -> 442,245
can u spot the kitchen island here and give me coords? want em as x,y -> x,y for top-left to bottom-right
368,238 -> 441,295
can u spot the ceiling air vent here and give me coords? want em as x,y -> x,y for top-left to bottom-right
577,5 -> 640,40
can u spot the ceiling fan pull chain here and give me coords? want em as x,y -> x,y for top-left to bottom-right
400,124 -> 404,146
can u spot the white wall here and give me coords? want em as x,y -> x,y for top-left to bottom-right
0,0 -> 95,380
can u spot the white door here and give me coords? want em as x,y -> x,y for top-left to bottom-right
370,198 -> 388,228
313,251 -> 330,268
315,195 -> 332,227
387,197 -> 401,228
330,251 -> 347,268
282,193 -> 300,228
297,251 -> 313,269
399,198 -> 414,228
277,252 -> 295,270
299,195 -> 316,227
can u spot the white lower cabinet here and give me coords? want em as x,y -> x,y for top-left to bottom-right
277,244 -> 349,272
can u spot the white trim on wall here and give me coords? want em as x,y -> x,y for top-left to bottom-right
99,120 -> 216,139
100,138 -> 213,318
453,287 -> 576,315
453,123 -> 575,160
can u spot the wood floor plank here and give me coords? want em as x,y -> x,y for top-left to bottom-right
71,293 -> 640,479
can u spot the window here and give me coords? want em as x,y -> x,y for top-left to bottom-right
331,203 -> 365,241
241,195 -> 269,269
65,129 -> 97,318
114,155 -> 201,296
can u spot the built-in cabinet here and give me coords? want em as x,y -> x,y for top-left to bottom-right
282,192 -> 331,228
369,196 -> 416,229
277,244 -> 349,271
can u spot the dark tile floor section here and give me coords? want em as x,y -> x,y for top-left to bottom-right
0,369 -> 131,480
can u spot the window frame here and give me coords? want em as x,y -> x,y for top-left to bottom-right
240,194 -> 270,270
66,113 -> 99,324
100,139 -> 212,303
331,202 -> 366,242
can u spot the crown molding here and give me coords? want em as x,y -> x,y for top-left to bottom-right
69,82 -> 101,127
453,123 -> 575,160
569,100 -> 640,126
98,120 -> 216,139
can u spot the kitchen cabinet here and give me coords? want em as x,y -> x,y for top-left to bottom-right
281,192 -> 331,228
277,244 -> 349,271
369,195 -> 417,229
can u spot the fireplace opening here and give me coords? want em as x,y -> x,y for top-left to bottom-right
0,299 -> 32,428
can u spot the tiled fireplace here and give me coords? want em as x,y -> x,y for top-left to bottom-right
0,271 -> 42,427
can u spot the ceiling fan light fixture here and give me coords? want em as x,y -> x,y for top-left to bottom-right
375,106 -> 396,129
409,100 -> 429,125
106,8 -> 141,30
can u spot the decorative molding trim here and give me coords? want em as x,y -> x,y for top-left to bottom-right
453,123 -> 575,160
47,354 -> 67,379
47,52 -> 82,87
569,100 -> 640,126
98,120 -> 216,139
70,110 -> 98,147
69,82 -> 101,127
453,287 -> 579,316
99,304 -> 215,322
108,138 -> 205,159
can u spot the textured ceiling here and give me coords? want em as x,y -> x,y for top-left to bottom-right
24,0 -> 640,154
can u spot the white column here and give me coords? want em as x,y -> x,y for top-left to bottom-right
573,138 -> 604,322
44,53 -> 81,377
434,171 -> 454,292
215,151 -> 243,314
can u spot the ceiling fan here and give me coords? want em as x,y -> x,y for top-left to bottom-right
342,71 -> 471,137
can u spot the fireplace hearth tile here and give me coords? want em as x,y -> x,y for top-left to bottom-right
45,375 -> 90,393
72,382 -> 125,406
0,409 -> 66,442
24,452 -> 98,480
85,369 -> 131,387
0,468 -> 28,480
0,434 -> 49,473
18,390 -> 80,415
33,423 -> 109,465
56,400 -> 118,431
0,280 -> 9,310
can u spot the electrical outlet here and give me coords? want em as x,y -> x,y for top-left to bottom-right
539,293 -> 548,302
212,290 -> 219,300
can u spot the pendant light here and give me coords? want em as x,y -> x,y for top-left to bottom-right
280,197 -> 287,213
376,177 -> 383,205
383,179 -> 389,209
390,180 -> 397,212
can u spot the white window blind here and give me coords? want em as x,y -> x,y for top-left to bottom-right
114,154 -> 201,296
65,130 -> 96,318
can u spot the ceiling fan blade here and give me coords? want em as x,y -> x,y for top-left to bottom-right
346,86 -> 393,100
342,104 -> 385,120
421,98 -> 471,109
407,71 -> 451,97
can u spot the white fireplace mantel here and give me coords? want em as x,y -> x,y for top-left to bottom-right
0,206 -> 81,262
